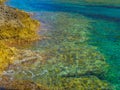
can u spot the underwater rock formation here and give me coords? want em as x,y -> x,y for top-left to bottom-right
0,76 -> 48,90
0,0 -> 115,89
50,76 -> 113,90
57,45 -> 109,77
10,43 -> 111,89
2,12 -> 113,89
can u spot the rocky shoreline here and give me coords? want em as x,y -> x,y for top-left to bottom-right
0,0 -> 115,90
0,0 -> 44,89
0,0 -> 40,73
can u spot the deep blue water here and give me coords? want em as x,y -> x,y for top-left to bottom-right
6,0 -> 120,89
6,0 -> 120,22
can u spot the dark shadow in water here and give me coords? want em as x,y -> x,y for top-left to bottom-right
30,3 -> 120,22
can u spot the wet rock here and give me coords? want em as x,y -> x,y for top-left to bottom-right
54,76 -> 113,90
0,5 -> 40,42
0,3 -> 40,74
0,76 -> 48,90
45,44 -> 109,78
0,42 -> 17,74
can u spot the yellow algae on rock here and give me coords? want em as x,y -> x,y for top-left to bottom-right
0,4 -> 40,74
50,76 -> 113,90
0,0 -> 5,4
0,5 -> 40,42
0,42 -> 17,74
0,76 -> 49,90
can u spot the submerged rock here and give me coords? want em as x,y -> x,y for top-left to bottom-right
2,12 -> 113,89
38,43 -> 109,79
57,45 -> 109,77
0,5 -> 114,89
0,76 -> 48,90
53,76 -> 113,90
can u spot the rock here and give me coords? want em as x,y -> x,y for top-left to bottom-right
47,45 -> 109,78
0,42 -> 17,74
0,5 -> 40,42
0,3 -> 40,74
0,0 -> 5,4
0,76 -> 48,90
54,76 -> 113,90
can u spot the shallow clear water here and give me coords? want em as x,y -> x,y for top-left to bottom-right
6,0 -> 120,89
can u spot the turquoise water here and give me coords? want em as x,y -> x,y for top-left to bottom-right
6,0 -> 120,89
